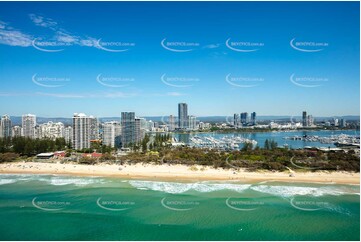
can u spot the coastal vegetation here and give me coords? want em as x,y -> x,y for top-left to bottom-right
121,142 -> 359,172
0,136 -> 359,172
0,137 -> 67,156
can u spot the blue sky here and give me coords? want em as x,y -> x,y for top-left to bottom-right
0,1 -> 359,117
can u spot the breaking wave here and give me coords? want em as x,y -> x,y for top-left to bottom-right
128,180 -> 359,197
250,185 -> 359,197
0,174 -> 106,186
128,180 -> 251,194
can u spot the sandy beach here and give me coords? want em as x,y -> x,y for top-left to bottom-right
0,161 -> 359,184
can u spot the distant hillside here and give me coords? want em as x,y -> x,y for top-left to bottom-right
10,117 -> 72,126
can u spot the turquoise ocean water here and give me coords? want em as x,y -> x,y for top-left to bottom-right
0,174 -> 359,241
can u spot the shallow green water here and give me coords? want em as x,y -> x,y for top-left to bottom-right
0,174 -> 359,240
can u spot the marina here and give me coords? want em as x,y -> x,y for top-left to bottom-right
189,135 -> 257,150
284,133 -> 360,147
173,130 -> 360,150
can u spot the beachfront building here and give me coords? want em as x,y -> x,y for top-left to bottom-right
89,116 -> 100,141
0,115 -> 12,138
64,126 -> 73,145
72,113 -> 91,150
178,103 -> 188,130
12,126 -> 22,137
37,121 -> 65,140
121,112 -> 136,146
135,118 -> 145,142
103,121 -> 121,148
22,114 -> 36,138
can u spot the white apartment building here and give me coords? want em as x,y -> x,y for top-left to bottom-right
38,121 -> 65,140
64,126 -> 73,145
72,113 -> 91,150
0,114 -> 12,138
22,114 -> 36,138
102,121 -> 121,148
12,126 -> 22,137
188,115 -> 197,131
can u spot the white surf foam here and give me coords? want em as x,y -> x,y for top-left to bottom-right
128,180 -> 251,194
250,185 -> 355,197
0,174 -> 107,186
48,176 -> 107,186
0,178 -> 17,185
0,174 -> 37,185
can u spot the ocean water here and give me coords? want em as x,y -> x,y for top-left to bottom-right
0,174 -> 359,241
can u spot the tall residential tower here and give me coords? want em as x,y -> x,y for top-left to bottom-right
0,115 -> 12,138
22,114 -> 36,138
121,112 -> 136,146
178,103 -> 188,130
251,112 -> 257,126
302,111 -> 307,127
72,113 -> 91,150
103,121 -> 121,148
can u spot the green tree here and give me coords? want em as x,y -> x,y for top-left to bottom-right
241,142 -> 253,151
264,139 -> 270,150
270,140 -> 278,150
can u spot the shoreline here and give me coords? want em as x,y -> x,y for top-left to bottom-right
0,161 -> 359,185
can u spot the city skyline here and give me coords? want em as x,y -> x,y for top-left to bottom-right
0,1 -> 360,117
1,107 -> 354,126
0,107 -> 355,150
0,111 -> 359,120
